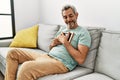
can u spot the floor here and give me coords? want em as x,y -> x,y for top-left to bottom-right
0,72 -> 4,80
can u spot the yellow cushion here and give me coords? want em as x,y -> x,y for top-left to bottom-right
9,25 -> 38,48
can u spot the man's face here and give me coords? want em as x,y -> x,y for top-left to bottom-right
62,8 -> 78,29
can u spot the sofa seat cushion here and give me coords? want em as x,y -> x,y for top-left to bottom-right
38,67 -> 92,80
0,63 -> 91,80
0,62 -> 5,75
0,47 -> 47,68
0,47 -> 93,80
74,73 -> 114,80
95,30 -> 120,80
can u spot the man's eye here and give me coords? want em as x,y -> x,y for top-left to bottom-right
69,15 -> 74,18
63,16 -> 67,19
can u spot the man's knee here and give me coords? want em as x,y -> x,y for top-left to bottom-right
6,49 -> 18,59
18,61 -> 36,76
19,61 -> 32,72
17,61 -> 35,80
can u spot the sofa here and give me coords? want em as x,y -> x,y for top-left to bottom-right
0,23 -> 120,80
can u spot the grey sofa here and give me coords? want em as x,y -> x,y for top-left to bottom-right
0,23 -> 120,80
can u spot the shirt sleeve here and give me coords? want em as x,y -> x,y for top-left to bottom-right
78,29 -> 91,48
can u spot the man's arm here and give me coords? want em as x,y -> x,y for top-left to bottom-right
58,33 -> 89,64
64,42 -> 89,64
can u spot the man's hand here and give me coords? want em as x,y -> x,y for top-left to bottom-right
50,32 -> 70,50
57,32 -> 69,44
49,38 -> 61,50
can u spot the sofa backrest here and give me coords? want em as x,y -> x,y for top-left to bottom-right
79,27 -> 105,69
38,23 -> 105,70
95,30 -> 120,80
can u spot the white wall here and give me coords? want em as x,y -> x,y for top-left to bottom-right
38,0 -> 120,31
14,0 -> 40,31
14,0 -> 120,31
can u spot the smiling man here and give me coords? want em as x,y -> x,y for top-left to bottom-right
49,5 -> 91,71
62,5 -> 78,29
5,5 -> 91,80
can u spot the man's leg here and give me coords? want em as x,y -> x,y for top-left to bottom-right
17,54 -> 68,80
5,49 -> 42,80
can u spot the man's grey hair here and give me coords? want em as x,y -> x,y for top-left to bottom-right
61,5 -> 77,14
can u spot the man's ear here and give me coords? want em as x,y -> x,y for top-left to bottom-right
75,12 -> 79,18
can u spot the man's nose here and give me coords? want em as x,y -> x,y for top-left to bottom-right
67,17 -> 72,22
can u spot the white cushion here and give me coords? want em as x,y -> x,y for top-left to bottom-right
0,47 -> 47,66
74,73 -> 114,80
0,47 -> 47,75
38,24 -> 60,52
95,30 -> 120,80
38,67 -> 92,80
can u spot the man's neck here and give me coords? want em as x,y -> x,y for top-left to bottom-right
74,24 -> 79,29
71,24 -> 79,29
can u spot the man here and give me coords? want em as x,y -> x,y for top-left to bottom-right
5,5 -> 91,80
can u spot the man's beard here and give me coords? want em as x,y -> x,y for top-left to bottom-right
67,21 -> 76,29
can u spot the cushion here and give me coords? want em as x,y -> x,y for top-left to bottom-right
0,47 -> 48,75
38,67 -> 92,80
95,30 -> 120,80
9,25 -> 38,48
74,73 -> 114,80
38,24 -> 60,52
80,27 -> 105,69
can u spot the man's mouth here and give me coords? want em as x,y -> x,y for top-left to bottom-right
67,22 -> 75,28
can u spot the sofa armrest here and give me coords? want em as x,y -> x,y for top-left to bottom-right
0,39 -> 13,47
